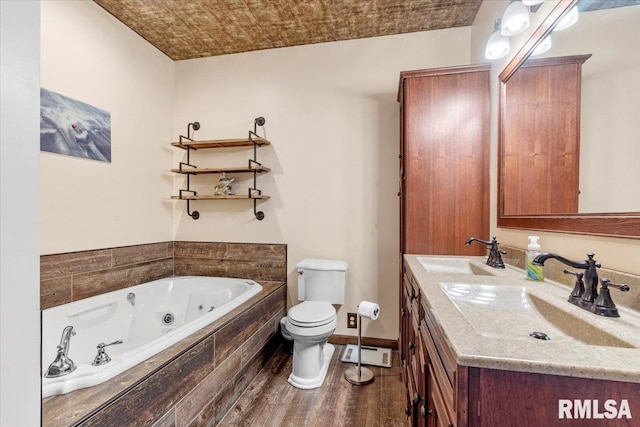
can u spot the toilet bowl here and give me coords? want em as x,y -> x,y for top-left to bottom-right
281,300 -> 337,389
282,258 -> 347,389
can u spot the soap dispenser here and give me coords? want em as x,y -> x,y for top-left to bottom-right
526,236 -> 544,281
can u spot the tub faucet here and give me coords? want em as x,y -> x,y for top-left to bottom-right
127,292 -> 135,306
45,325 -> 77,378
465,236 -> 506,269
533,252 -> 601,309
92,340 -> 124,366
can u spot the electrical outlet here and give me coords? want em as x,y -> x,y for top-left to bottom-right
347,312 -> 357,329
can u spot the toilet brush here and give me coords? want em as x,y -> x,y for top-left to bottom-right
344,301 -> 379,385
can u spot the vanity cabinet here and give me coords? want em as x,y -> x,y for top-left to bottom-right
402,261 -> 640,427
403,260 -> 467,427
399,64 -> 489,425
402,269 -> 424,426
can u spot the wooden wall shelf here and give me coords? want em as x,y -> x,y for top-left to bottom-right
171,194 -> 270,201
171,165 -> 271,175
171,137 -> 270,150
171,117 -> 271,220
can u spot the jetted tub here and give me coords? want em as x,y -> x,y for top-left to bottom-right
42,276 -> 262,397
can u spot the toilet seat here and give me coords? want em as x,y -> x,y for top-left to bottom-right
288,301 -> 336,328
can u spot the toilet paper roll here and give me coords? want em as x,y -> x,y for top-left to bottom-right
358,301 -> 380,320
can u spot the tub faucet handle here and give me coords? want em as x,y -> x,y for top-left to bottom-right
92,339 -> 123,366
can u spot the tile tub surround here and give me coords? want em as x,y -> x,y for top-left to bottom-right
40,241 -> 287,309
173,241 -> 287,283
404,255 -> 640,383
40,242 -> 174,309
502,245 -> 640,312
43,281 -> 286,426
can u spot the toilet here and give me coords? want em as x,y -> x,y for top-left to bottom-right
280,258 -> 347,389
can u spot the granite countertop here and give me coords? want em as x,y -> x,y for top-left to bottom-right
404,255 -> 640,384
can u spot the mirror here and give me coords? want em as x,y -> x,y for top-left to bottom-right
498,0 -> 640,238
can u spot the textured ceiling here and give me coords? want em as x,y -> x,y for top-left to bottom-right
93,0 -> 483,60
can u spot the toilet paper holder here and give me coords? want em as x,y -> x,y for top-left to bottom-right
344,301 -> 379,386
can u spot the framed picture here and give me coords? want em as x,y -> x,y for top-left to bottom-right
40,88 -> 111,162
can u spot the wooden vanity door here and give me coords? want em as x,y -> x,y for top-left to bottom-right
400,65 -> 490,255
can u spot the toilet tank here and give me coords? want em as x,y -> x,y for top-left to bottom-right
297,258 -> 348,304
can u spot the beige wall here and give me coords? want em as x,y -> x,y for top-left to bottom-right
172,29 -> 472,339
471,0 -> 640,275
40,1 -> 175,254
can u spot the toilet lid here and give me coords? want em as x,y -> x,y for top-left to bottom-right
288,301 -> 336,327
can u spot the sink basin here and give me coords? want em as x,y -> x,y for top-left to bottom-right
417,257 -> 494,276
439,283 -> 635,348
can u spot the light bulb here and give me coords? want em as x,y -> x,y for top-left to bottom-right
522,0 -> 544,5
531,35 -> 552,56
554,5 -> 579,31
485,30 -> 511,60
501,1 -> 530,36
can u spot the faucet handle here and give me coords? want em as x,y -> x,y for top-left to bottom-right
98,340 -> 123,349
563,269 -> 585,302
92,340 -> 124,366
563,269 -> 583,278
593,279 -> 630,318
600,278 -> 630,293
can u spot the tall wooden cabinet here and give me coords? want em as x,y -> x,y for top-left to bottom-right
399,65 -> 490,256
501,54 -> 590,216
398,65 -> 490,426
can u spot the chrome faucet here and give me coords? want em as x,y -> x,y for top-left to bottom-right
45,325 -> 77,378
92,340 -> 124,366
533,252 -> 600,309
126,292 -> 135,306
465,236 -> 506,269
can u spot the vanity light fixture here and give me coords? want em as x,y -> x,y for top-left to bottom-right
553,5 -> 579,31
501,0 -> 530,36
531,35 -> 552,56
485,19 -> 511,60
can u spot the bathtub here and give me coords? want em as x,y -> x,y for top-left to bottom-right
42,276 -> 262,397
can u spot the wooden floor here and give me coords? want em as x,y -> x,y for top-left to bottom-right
218,345 -> 407,427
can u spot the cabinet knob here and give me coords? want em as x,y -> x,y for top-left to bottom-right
405,407 -> 412,416
397,191 -> 401,197
413,393 -> 421,404
421,405 -> 432,418
409,341 -> 415,350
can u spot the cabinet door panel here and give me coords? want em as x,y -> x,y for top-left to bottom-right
503,57 -> 585,215
402,69 -> 489,255
430,364 -> 454,427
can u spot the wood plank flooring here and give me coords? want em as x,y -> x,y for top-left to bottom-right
218,345 -> 407,427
